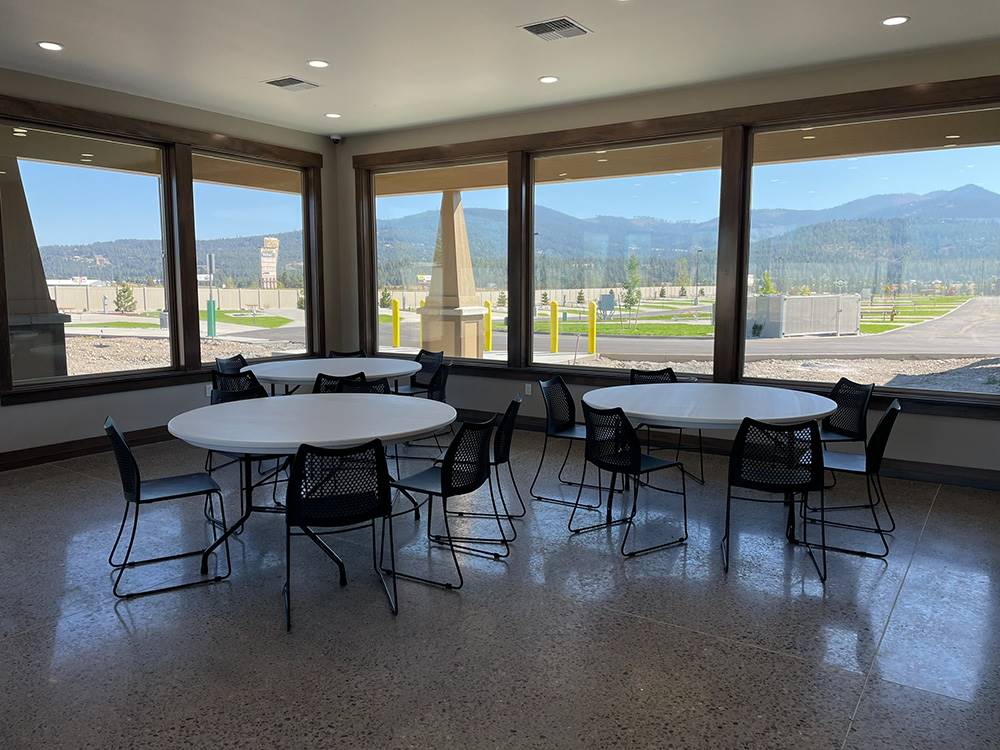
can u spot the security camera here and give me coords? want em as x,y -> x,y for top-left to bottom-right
329,135 -> 343,144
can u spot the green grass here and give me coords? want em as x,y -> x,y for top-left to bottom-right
67,321 -> 162,329
860,323 -> 905,334
378,314 -> 393,323
640,312 -> 713,321
197,309 -> 292,328
537,321 -> 714,337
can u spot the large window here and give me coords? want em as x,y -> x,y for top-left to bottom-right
373,162 -> 508,361
746,108 -> 1000,395
531,138 -> 722,373
0,123 -> 171,382
192,154 -> 307,364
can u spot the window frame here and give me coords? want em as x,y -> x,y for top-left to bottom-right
0,94 -> 324,404
353,73 -> 1000,418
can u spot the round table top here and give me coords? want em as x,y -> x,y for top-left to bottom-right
244,357 -> 420,386
168,393 -> 456,454
581,383 -> 836,430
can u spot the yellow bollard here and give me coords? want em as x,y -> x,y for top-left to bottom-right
391,298 -> 400,348
418,298 -> 425,345
484,300 -> 493,352
588,300 -> 597,354
549,300 -> 559,353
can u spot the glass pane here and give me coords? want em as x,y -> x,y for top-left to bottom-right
374,161 -> 508,360
531,138 -> 722,374
747,108 -> 1000,395
0,123 -> 171,382
192,154 -> 305,364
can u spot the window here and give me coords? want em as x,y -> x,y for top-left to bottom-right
192,154 -> 307,364
746,108 -> 1000,395
0,123 -> 172,382
531,138 -> 722,373
373,161 -> 508,360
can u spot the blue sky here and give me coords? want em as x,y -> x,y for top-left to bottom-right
18,159 -> 302,246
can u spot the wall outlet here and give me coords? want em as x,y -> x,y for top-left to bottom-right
524,383 -> 532,396
205,384 -> 212,398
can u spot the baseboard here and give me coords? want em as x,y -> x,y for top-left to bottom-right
0,426 -> 173,472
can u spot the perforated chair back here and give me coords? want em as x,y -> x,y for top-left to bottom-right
211,370 -> 268,404
215,354 -> 247,374
426,364 -> 450,402
866,400 -> 902,475
823,378 -> 874,441
442,417 -> 495,497
539,376 -> 575,434
493,397 -> 522,465
411,349 -> 444,387
341,376 -> 391,395
582,402 -> 642,475
729,418 -> 824,493
313,371 -> 366,394
104,417 -> 140,504
285,440 -> 391,528
328,349 -> 366,358
629,367 -> 678,385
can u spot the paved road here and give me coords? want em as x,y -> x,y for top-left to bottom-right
375,297 -> 1000,360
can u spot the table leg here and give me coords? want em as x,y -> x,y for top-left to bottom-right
201,455 -> 254,575
785,492 -> 796,542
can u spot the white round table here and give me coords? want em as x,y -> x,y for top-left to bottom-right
244,357 -> 420,389
582,383 -> 836,430
168,394 -> 456,573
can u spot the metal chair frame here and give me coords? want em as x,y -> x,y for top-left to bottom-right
630,368 -> 706,484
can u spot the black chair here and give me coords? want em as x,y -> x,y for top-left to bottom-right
529,376 -> 601,509
339,375 -> 392,395
396,349 -> 443,396
312,371 -> 366,394
401,364 -> 452,452
328,349 -> 366,358
215,353 -> 247,374
211,369 -> 268,404
724,418 -> 827,581
569,403 -> 687,557
630,367 -> 705,483
105,417 -> 230,598
803,400 -> 902,559
283,440 -> 397,630
391,417 -> 501,590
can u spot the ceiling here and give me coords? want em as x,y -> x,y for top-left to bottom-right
1,1 -> 999,137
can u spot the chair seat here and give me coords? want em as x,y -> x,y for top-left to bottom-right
639,453 -> 681,474
392,466 -> 443,496
820,428 -> 862,444
549,424 -> 587,441
140,472 -> 221,503
822,449 -> 867,475
396,384 -> 429,396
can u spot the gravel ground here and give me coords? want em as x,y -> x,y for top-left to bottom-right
596,356 -> 1000,394
66,336 -> 303,375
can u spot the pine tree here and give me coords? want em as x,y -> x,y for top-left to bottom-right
577,289 -> 585,304
114,283 -> 137,313
541,291 -> 549,305
379,288 -> 393,308
496,291 -> 508,307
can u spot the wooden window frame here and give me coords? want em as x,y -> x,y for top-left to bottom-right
0,93 -> 324,404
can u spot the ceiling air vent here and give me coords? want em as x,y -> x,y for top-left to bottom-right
263,76 -> 319,92
521,17 -> 591,41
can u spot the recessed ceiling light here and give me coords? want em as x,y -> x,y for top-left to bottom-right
80,152 -> 94,157
13,131 -> 27,137
594,150 -> 607,154
324,113 -> 342,119
945,134 -> 961,139
307,59 -> 329,68
944,144 -> 958,148
597,158 -> 609,162
802,135 -> 816,140
538,75 -> 559,84
881,15 -> 909,26
0,171 -> 6,175
37,41 -> 63,51
80,158 -> 92,163
558,172 -> 568,177
13,127 -> 27,133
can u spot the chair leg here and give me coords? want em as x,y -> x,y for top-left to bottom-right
108,502 -> 131,567
299,526 -> 348,587
375,517 -> 398,615
721,487 -> 732,572
530,435 -> 600,509
801,474 -> 890,559
431,477 -> 512,559
283,524 -> 292,631
384,494 -> 464,590
570,469 -> 631,534
622,466 -> 688,558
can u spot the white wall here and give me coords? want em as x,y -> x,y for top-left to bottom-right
0,67 -> 337,452
331,40 -> 1000,472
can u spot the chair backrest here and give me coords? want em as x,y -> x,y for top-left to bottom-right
582,402 -> 642,475
823,377 -> 874,441
629,367 -> 678,385
313,371 -> 366,394
338,374 -> 392,395
104,417 -> 140,503
215,354 -> 247,374
866,400 -> 902,475
441,417 -> 495,497
729,418 -> 824,493
493,397 -> 522,465
285,440 -> 391,528
539,376 -> 575,434
211,370 -> 268,404
411,349 -> 444,387
426,364 -> 450,402
328,349 -> 366,358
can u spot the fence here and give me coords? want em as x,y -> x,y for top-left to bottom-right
47,285 -> 301,313
383,285 -> 718,310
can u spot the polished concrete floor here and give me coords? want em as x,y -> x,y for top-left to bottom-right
1,429 -> 998,749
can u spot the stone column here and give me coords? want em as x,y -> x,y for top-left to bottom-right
418,190 -> 486,357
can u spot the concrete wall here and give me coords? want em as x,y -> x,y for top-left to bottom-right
0,67 -> 336,452
331,40 -> 1000,472
48,285 -> 302,313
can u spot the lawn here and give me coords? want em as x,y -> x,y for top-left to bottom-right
378,314 -> 393,323
197,309 -> 292,328
537,321 -> 714,337
860,323 -> 905,334
67,321 -> 162,329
